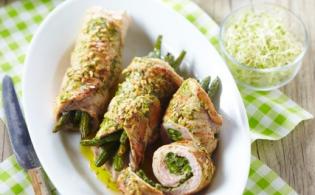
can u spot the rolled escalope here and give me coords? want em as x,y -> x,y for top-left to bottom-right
54,7 -> 129,137
162,78 -> 223,154
152,140 -> 215,195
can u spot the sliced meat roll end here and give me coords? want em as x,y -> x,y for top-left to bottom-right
152,140 -> 215,195
55,7 -> 130,131
117,167 -> 163,195
162,78 -> 222,154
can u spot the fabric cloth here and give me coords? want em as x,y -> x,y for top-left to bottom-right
0,0 -> 312,194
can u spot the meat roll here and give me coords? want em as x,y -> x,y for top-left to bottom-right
81,36 -> 185,172
54,7 -> 129,138
152,140 -> 215,195
117,167 -> 163,195
162,78 -> 222,154
96,94 -> 162,171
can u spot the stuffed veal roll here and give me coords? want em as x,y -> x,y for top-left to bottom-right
162,78 -> 222,154
54,7 -> 129,138
152,140 -> 215,195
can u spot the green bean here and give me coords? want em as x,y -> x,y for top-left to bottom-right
53,112 -> 72,133
113,131 -> 129,171
115,131 -> 129,170
148,35 -> 162,58
167,128 -> 182,141
207,76 -> 221,99
74,111 -> 82,124
200,76 -> 211,92
172,50 -> 186,69
119,131 -> 128,144
136,169 -> 157,187
80,139 -> 100,146
95,143 -> 116,167
80,130 -> 122,146
164,51 -> 186,69
164,53 -> 175,65
79,112 -> 90,139
147,35 -> 185,70
154,35 -> 162,53
113,155 -> 124,171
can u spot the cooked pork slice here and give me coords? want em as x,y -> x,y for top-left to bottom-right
152,140 -> 215,195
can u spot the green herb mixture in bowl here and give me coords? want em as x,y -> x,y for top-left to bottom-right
219,3 -> 308,90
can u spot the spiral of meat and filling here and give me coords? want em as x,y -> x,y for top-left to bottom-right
54,7 -> 129,137
152,140 -> 215,195
162,78 -> 222,154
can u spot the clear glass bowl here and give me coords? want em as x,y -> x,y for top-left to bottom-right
219,3 -> 308,91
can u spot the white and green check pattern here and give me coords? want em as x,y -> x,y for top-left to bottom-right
0,156 -> 57,195
0,0 -> 312,194
244,156 -> 296,195
0,0 -> 62,106
240,87 -> 313,140
0,156 -> 33,194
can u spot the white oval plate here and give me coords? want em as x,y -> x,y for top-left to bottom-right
23,0 -> 251,194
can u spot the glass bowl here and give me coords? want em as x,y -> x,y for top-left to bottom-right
219,3 -> 308,91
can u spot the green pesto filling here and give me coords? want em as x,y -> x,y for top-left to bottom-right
166,128 -> 182,141
136,170 -> 158,188
135,154 -> 193,190
164,152 -> 192,177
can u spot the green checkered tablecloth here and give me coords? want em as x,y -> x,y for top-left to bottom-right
0,0 -> 312,194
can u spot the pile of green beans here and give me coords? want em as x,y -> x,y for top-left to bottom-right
53,110 -> 91,139
148,35 -> 186,70
81,130 -> 130,170
199,76 -> 221,99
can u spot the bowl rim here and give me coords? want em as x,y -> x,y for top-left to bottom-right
218,2 -> 309,73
